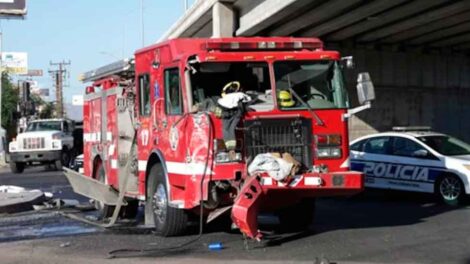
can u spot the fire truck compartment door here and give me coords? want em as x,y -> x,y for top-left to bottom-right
63,168 -> 122,206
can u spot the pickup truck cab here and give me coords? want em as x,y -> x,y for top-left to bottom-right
8,118 -> 74,173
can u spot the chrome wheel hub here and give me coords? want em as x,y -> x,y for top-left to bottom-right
440,177 -> 461,201
153,184 -> 167,223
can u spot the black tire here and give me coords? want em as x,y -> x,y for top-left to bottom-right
10,162 -> 25,174
94,162 -> 114,219
120,200 -> 139,219
54,159 -> 63,171
436,174 -> 465,206
147,163 -> 187,236
61,149 -> 71,168
277,199 -> 316,232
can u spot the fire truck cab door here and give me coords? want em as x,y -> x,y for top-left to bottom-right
153,67 -> 187,170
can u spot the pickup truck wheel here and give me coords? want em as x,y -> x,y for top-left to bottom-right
10,162 -> 25,174
436,175 -> 465,206
61,150 -> 71,168
147,163 -> 187,236
277,199 -> 316,232
54,159 -> 63,171
95,162 -> 114,219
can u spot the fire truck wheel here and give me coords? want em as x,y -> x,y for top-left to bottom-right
277,199 -> 316,232
95,162 -> 114,219
10,162 -> 25,174
148,164 -> 188,236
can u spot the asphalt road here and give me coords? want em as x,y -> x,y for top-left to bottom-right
1,166 -> 470,264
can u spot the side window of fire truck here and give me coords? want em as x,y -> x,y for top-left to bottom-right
164,68 -> 183,115
138,74 -> 151,116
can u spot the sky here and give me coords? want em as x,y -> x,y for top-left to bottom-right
3,0 -> 196,106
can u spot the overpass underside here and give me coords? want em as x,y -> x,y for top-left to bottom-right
162,0 -> 470,140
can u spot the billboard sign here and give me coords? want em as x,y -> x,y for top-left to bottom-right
20,69 -> 42,76
2,52 -> 27,74
0,0 -> 26,18
38,88 -> 49,97
72,95 -> 84,106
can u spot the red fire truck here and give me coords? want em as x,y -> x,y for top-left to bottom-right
65,37 -> 375,240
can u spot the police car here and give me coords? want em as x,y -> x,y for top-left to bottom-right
350,127 -> 470,205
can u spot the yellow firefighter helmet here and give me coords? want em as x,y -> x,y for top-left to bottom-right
277,90 -> 295,107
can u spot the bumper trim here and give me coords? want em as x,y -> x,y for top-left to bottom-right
10,150 -> 61,163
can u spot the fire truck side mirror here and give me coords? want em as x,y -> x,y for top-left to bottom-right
356,72 -> 375,105
86,86 -> 95,94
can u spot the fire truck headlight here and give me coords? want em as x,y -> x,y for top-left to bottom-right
52,140 -> 62,149
215,151 -> 242,163
316,147 -> 342,159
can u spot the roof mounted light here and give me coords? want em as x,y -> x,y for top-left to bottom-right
392,126 -> 432,132
204,39 -> 323,51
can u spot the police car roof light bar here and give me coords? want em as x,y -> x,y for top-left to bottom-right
392,126 -> 432,132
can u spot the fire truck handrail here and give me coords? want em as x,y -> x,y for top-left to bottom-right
79,58 -> 135,83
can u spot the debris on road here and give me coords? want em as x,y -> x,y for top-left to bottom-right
0,185 -> 46,214
1,185 -> 85,214
59,242 -> 71,248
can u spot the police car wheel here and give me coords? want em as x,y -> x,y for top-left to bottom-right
149,163 -> 188,237
437,175 -> 464,206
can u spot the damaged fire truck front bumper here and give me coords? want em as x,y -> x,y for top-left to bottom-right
231,171 -> 364,240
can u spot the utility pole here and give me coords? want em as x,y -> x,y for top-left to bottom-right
141,0 -> 145,47
49,60 -> 70,118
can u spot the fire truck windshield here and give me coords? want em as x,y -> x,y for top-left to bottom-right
190,62 -> 273,111
274,60 -> 349,110
26,121 -> 62,132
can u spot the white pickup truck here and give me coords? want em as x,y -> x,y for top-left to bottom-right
8,119 -> 75,173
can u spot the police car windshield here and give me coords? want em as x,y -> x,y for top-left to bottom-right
26,121 -> 62,132
417,135 -> 470,156
274,60 -> 349,110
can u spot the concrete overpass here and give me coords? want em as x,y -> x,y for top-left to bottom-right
161,0 -> 470,140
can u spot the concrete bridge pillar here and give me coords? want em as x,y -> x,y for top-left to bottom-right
212,1 -> 235,38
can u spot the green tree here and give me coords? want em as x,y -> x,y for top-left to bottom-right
1,72 -> 19,139
30,93 -> 54,118
39,102 -> 54,118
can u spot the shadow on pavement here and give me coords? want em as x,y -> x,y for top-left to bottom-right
242,189 -> 462,248
313,189 -> 459,233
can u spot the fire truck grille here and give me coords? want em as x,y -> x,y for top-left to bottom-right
243,118 -> 312,168
22,137 -> 46,150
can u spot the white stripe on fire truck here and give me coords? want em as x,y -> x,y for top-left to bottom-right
138,160 -> 147,172
340,158 -> 350,168
106,132 -> 112,141
304,177 -> 322,186
165,161 -> 213,175
108,144 -> 115,156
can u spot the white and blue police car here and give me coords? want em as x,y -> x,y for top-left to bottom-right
350,127 -> 470,205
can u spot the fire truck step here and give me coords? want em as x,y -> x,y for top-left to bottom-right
63,168 -> 124,206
